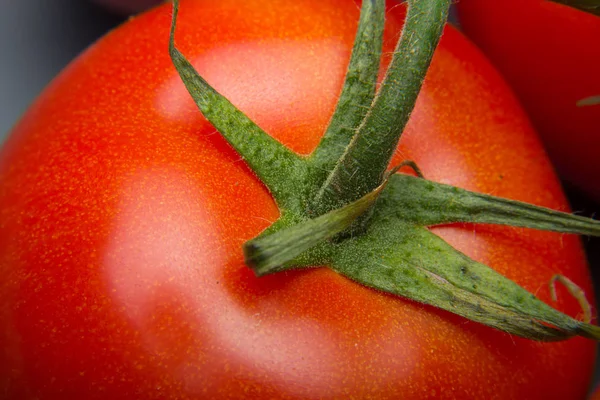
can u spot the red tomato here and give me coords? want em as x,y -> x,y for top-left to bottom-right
455,0 -> 600,201
0,0 -> 596,398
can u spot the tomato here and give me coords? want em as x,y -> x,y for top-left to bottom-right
91,0 -> 162,14
455,0 -> 600,201
0,0 -> 596,398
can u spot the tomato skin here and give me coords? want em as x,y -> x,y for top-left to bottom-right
455,0 -> 600,200
0,0 -> 596,398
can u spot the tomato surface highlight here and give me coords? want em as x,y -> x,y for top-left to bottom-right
456,0 -> 600,200
0,0 -> 596,398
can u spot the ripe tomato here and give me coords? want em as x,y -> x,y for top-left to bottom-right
455,0 -> 600,201
0,0 -> 595,398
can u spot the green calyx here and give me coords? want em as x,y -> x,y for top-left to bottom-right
577,95 -> 600,107
169,0 -> 600,341
550,0 -> 600,16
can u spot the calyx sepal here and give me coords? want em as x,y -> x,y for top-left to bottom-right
169,0 -> 600,342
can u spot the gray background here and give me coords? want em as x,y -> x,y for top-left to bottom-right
0,0 -> 122,137
1,0 -> 599,394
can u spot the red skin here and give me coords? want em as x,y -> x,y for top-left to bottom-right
0,0 -> 595,398
455,0 -> 600,201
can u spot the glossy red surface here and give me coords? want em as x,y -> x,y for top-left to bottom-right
0,0 -> 596,398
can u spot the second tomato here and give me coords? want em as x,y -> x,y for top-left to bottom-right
456,0 -> 600,200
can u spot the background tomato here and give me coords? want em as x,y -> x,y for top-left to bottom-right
455,0 -> 600,201
0,0 -> 596,398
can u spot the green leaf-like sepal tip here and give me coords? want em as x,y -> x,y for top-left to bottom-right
381,174 -> 600,236
550,0 -> 600,16
169,0 -> 308,212
332,218 -> 600,341
577,95 -> 600,107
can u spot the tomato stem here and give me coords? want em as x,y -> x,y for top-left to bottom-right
307,0 -> 386,186
245,163 -> 408,276
310,0 -> 450,220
